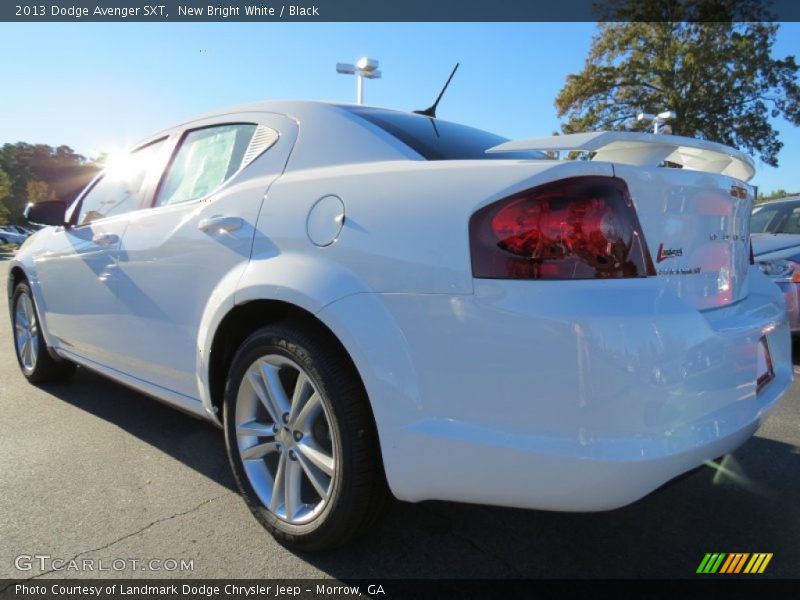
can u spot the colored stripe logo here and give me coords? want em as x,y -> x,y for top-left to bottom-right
697,553 -> 773,574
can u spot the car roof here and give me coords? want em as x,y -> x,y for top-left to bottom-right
134,101 -> 428,172
147,100 -> 405,137
756,195 -> 800,206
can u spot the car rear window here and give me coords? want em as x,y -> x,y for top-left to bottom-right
347,106 -> 548,161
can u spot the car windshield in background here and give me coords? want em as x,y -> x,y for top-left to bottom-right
347,106 -> 549,161
752,198 -> 800,234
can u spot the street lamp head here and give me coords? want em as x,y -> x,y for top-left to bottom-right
636,112 -> 655,122
338,56 -> 381,105
355,57 -> 379,72
657,110 -> 676,120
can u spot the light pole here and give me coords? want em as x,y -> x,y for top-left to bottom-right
636,110 -> 676,134
336,57 -> 381,105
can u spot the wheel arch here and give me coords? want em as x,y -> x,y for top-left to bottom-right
205,298 -> 375,431
8,264 -> 28,298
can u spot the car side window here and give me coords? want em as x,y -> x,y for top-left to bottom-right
780,207 -> 800,234
76,139 -> 166,226
750,206 -> 782,233
154,123 -> 257,207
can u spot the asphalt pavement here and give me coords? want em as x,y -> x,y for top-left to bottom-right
1,255 -> 799,580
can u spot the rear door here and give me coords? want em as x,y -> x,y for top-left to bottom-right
111,113 -> 298,399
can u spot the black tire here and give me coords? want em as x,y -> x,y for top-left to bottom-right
11,282 -> 76,384
223,321 -> 389,550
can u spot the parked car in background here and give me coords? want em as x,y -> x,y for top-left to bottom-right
7,101 -> 791,550
0,226 -> 28,246
752,196 -> 800,334
8,225 -> 37,235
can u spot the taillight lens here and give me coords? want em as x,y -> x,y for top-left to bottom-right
470,176 -> 655,280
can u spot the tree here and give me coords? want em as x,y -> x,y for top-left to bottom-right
26,180 -> 54,204
0,143 -> 100,224
756,188 -> 798,204
555,0 -> 800,166
0,168 -> 11,225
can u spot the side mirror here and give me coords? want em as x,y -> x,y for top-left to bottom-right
24,201 -> 67,226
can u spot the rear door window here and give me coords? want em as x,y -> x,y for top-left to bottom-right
154,124 -> 257,207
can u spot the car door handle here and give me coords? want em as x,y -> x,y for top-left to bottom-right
198,216 -> 244,233
92,232 -> 119,246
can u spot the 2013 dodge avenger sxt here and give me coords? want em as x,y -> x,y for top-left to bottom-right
7,101 -> 790,549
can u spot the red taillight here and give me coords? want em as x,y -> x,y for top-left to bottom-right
470,176 -> 655,280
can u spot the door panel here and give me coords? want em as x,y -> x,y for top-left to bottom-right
34,219 -> 128,360
34,138 -> 171,365
112,114 -> 298,398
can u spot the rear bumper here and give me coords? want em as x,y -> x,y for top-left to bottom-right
319,267 -> 791,511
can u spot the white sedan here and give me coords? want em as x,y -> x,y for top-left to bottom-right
7,101 -> 791,550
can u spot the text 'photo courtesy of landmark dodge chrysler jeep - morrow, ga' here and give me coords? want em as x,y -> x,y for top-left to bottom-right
7,101 -> 790,549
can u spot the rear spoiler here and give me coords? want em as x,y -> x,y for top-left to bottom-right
486,131 -> 755,182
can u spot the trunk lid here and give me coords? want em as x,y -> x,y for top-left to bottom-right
614,164 -> 753,310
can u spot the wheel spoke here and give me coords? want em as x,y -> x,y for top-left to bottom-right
295,441 -> 335,477
240,440 -> 279,460
293,393 -> 322,432
260,362 -> 291,417
296,451 -> 331,498
269,452 -> 287,513
288,372 -> 313,424
21,296 -> 32,322
247,368 -> 281,425
20,339 -> 30,365
236,420 -> 276,437
284,458 -> 302,520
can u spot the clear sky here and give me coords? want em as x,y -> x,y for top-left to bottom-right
0,22 -> 798,193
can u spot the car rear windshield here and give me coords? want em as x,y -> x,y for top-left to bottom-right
347,106 -> 548,161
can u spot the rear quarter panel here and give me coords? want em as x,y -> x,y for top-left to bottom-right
245,159 -> 615,296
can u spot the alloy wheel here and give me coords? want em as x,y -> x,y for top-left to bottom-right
14,292 -> 39,372
235,354 -> 336,524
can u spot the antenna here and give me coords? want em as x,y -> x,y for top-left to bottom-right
414,63 -> 459,118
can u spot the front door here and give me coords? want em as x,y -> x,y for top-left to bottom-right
34,138 -> 169,365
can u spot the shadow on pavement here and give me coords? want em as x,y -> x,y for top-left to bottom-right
39,364 -> 800,578
38,367 -> 236,492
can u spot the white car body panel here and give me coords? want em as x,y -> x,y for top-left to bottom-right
7,100 -> 791,512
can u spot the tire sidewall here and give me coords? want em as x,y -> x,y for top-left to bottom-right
223,327 -> 347,541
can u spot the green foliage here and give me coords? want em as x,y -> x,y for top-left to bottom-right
0,168 -> 11,225
555,0 -> 800,166
756,188 -> 799,204
0,143 -> 101,224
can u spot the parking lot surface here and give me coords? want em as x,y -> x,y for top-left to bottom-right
1,257 -> 799,580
